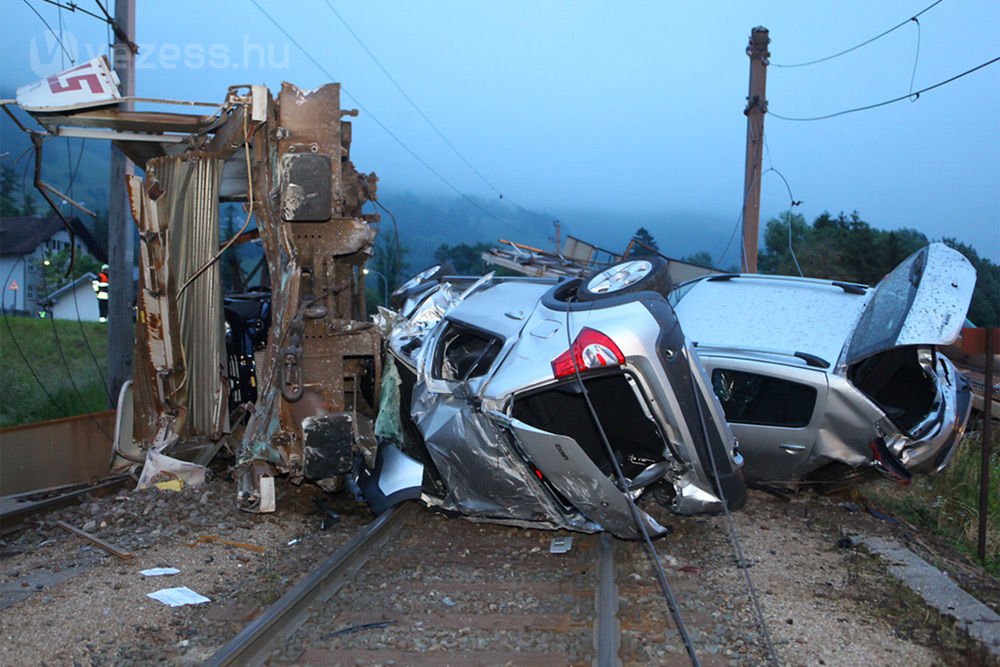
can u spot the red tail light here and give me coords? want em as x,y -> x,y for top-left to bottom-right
551,327 -> 625,378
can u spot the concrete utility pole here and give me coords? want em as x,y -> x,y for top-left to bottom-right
741,26 -> 769,273
106,0 -> 136,406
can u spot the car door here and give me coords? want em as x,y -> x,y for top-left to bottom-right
699,356 -> 829,484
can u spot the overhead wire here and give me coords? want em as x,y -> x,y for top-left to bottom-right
70,275 -> 112,402
46,302 -> 114,440
178,108 -> 258,297
20,0 -> 75,65
564,300 -> 703,666
39,0 -> 107,23
247,0 -> 538,239
716,122 -> 763,269
684,365 -> 779,665
769,56 -> 999,122
321,0 -> 506,200
1,257 -> 72,418
763,167 -> 804,277
771,0 -> 944,68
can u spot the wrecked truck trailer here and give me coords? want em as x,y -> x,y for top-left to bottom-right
669,243 -> 977,487
12,58 -> 384,505
361,259 -> 748,539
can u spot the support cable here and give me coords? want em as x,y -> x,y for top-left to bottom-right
47,309 -> 114,441
247,0 -> 537,237
762,167 -> 803,277
686,365 -> 779,666
564,303 -> 702,667
21,0 -> 75,65
322,0 -> 506,200
70,276 -> 112,402
769,56 -> 999,122
772,0 -> 943,68
1,258 -> 71,418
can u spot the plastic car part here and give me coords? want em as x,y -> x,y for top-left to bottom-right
551,328 -> 625,378
389,263 -> 451,311
577,257 -> 671,301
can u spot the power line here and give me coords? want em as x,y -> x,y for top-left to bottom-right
39,0 -> 108,23
48,308 -> 114,440
769,56 -> 999,122
1,257 -> 72,418
250,0 -> 530,240
772,0 -> 944,68
247,0 -> 537,238
322,0 -> 506,200
21,0 -> 75,65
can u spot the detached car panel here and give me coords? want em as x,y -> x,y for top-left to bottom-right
367,260 -> 747,539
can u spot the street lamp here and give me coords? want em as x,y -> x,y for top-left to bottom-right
362,267 -> 388,307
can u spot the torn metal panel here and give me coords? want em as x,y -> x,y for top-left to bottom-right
129,154 -> 230,460
14,63 -> 381,506
235,82 -> 381,506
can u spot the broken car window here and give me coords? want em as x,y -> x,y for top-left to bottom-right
711,369 -> 817,428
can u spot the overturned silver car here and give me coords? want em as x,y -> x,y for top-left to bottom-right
361,262 -> 747,539
670,243 -> 976,487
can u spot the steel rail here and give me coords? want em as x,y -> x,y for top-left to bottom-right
594,532 -> 622,666
0,474 -> 133,534
206,502 -> 414,667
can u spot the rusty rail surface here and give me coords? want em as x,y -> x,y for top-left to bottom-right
206,503 -> 413,667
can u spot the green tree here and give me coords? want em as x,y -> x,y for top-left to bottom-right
21,192 -> 37,216
628,227 -> 660,257
943,238 -> 1000,327
682,251 -> 715,268
0,164 -> 20,216
434,242 -> 492,274
37,248 -> 102,298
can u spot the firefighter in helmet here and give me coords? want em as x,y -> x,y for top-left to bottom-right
93,264 -> 109,322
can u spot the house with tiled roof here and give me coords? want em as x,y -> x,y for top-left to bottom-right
0,216 -> 105,316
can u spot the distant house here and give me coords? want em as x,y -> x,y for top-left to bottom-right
41,271 -> 101,322
0,216 -> 105,316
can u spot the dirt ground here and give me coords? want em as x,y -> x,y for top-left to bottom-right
1,473 -> 998,666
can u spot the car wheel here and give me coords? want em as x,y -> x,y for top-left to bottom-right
389,264 -> 452,310
577,257 -> 671,301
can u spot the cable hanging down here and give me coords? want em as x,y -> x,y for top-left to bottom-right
769,55 -> 999,122
771,0 -> 944,68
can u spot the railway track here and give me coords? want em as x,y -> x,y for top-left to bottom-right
207,500 -> 770,666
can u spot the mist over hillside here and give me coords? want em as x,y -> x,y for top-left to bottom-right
3,107 -> 989,277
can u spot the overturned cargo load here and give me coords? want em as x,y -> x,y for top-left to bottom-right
12,60 -> 383,508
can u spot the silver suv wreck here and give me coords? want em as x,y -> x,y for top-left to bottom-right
670,243 -> 976,487
360,261 -> 747,539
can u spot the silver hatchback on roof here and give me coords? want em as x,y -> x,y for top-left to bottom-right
360,259 -> 747,539
670,242 -> 976,487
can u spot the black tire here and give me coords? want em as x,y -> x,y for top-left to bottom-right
576,257 -> 672,301
389,263 -> 452,310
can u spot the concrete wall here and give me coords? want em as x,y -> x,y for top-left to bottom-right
0,411 -> 115,495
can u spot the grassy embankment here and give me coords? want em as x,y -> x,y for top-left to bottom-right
0,317 -> 110,427
862,425 -> 999,575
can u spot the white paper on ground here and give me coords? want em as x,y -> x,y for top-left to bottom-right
147,586 -> 210,607
140,567 -> 180,576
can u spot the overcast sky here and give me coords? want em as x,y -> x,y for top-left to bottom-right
1,1 -> 997,263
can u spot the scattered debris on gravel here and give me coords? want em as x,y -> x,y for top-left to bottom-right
1,478 -> 998,666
